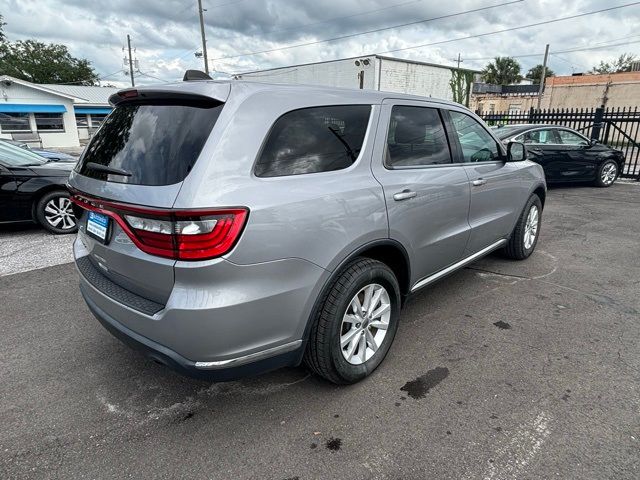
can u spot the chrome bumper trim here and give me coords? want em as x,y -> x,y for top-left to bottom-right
194,340 -> 303,370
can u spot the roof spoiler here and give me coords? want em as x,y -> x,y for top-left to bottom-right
183,70 -> 212,81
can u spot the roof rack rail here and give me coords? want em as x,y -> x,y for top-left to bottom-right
183,70 -> 212,81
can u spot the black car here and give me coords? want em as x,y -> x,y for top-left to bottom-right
0,141 -> 77,234
494,124 -> 625,187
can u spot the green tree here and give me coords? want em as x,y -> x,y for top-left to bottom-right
525,64 -> 555,84
449,68 -> 475,106
0,17 -> 98,85
482,57 -> 522,85
591,53 -> 638,74
0,14 -> 6,42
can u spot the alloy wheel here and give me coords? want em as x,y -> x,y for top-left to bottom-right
44,196 -> 76,230
340,283 -> 391,365
601,162 -> 617,185
523,204 -> 539,250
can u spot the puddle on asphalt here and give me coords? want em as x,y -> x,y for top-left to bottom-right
493,320 -> 512,330
325,437 -> 342,451
400,367 -> 449,399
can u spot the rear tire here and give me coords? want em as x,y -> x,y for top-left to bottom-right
304,257 -> 401,384
36,190 -> 78,234
504,194 -> 542,260
594,160 -> 618,187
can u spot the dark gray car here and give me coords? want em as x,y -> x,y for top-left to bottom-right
68,80 -> 546,384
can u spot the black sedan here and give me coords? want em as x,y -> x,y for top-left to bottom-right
0,141 -> 77,234
494,124 -> 625,187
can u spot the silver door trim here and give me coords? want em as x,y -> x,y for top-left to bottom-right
194,339 -> 303,369
410,238 -> 507,293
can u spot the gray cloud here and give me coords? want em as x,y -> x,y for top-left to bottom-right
2,0 -> 639,86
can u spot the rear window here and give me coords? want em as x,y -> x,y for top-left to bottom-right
76,101 -> 224,186
255,105 -> 371,177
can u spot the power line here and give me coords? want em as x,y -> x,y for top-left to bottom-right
462,35 -> 640,63
177,0 -> 248,14
374,1 -> 640,56
136,71 -> 172,83
262,0 -> 431,38
211,0 -> 525,62
51,69 -> 125,85
549,53 -> 589,71
170,0 -> 432,67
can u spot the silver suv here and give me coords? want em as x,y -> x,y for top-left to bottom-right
69,79 -> 545,384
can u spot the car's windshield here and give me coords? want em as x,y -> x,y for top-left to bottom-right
0,140 -> 48,167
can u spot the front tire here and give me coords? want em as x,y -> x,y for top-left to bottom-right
36,190 -> 78,234
504,194 -> 542,260
594,160 -> 618,187
304,258 -> 401,384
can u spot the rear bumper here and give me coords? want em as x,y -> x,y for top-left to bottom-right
81,282 -> 304,381
74,235 -> 328,380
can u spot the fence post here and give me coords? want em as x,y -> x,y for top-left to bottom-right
591,105 -> 605,141
528,107 -> 535,123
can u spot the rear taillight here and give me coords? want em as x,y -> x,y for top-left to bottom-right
71,194 -> 248,261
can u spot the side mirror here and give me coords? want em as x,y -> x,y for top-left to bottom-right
589,138 -> 599,146
507,141 -> 527,162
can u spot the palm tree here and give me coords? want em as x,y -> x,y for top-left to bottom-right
482,57 -> 522,85
526,64 -> 555,84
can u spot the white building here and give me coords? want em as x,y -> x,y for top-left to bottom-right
0,76 -> 117,148
235,55 -> 479,101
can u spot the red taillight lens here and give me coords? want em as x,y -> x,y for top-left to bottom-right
173,210 -> 248,260
71,194 -> 248,261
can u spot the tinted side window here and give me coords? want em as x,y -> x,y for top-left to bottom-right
255,105 -> 371,177
557,129 -> 588,146
385,106 -> 451,167
449,111 -> 501,163
517,129 -> 557,144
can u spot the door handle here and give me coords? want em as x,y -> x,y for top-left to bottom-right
393,190 -> 417,201
472,178 -> 487,186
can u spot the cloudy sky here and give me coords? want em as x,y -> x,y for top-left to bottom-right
2,0 -> 639,86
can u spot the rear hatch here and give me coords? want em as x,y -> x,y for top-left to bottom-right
69,84 -> 230,304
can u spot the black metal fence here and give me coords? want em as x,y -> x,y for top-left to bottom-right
478,106 -> 640,179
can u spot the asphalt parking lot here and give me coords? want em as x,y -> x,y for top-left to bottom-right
1,183 -> 639,479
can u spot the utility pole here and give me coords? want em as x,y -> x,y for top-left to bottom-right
537,44 -> 549,110
197,0 -> 209,74
126,34 -> 135,87
455,53 -> 462,69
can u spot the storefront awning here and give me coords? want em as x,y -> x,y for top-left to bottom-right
0,104 -> 67,113
74,107 -> 112,114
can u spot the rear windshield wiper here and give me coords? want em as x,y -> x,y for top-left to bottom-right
86,162 -> 132,177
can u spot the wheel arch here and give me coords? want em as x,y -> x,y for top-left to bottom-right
532,184 -> 546,209
30,185 -> 71,221
301,239 -> 411,344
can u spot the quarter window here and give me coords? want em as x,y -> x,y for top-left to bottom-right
35,113 -> 64,131
449,111 -> 501,163
557,129 -> 589,146
255,105 -> 371,177
386,106 -> 451,167
0,112 -> 30,132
